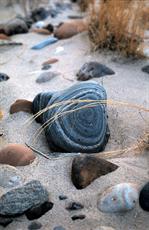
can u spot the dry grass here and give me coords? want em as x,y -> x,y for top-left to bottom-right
78,0 -> 94,12
88,0 -> 148,57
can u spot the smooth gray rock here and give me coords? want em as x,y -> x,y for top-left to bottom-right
4,18 -> 28,36
0,180 -> 49,216
36,71 -> 59,83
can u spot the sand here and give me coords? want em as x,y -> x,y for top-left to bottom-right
0,1 -> 149,230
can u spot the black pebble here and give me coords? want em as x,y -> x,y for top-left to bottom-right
66,202 -> 84,211
25,201 -> 54,220
0,73 -> 9,82
44,24 -> 54,33
53,226 -> 65,230
142,65 -> 149,74
28,221 -> 42,230
71,215 -> 86,221
139,182 -> 149,211
42,64 -> 51,70
0,216 -> 13,227
59,195 -> 68,201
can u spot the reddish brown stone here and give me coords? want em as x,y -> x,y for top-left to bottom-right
10,99 -> 33,114
0,33 -> 10,40
42,58 -> 59,65
0,144 -> 36,166
31,28 -> 52,35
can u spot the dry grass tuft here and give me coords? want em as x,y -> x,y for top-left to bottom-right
88,0 -> 147,57
78,0 -> 94,12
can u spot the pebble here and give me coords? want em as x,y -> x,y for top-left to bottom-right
97,183 -> 139,213
4,18 -> 28,36
31,7 -> 49,22
76,62 -> 115,81
71,215 -> 86,221
94,227 -> 115,230
53,226 -> 65,230
44,23 -> 54,33
0,73 -> 9,82
59,195 -> 68,200
25,201 -> 54,220
142,65 -> 149,74
0,33 -> 10,40
0,144 -> 36,166
31,37 -> 58,50
42,58 -> 59,65
139,182 -> 149,211
71,156 -> 118,189
0,180 -> 49,216
66,202 -> 84,211
42,64 -> 51,70
10,99 -> 33,114
31,28 -> 51,35
28,221 -> 42,230
0,165 -> 23,188
54,20 -> 87,39
36,71 -> 59,83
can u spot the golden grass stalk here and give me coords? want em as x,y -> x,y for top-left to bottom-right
78,0 -> 94,11
88,0 -> 147,57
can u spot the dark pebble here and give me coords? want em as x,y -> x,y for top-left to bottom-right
139,182 -> 149,211
142,65 -> 149,74
53,226 -> 65,230
25,201 -> 54,220
44,24 -> 54,33
28,221 -> 42,230
42,64 -> 51,70
71,156 -> 118,189
0,216 -> 13,227
0,73 -> 9,82
76,62 -> 115,81
31,7 -> 49,22
59,195 -> 68,201
71,215 -> 86,221
66,202 -> 84,211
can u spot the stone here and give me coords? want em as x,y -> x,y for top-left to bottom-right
44,24 -> 54,33
139,182 -> 149,211
66,202 -> 84,211
0,73 -> 9,82
25,201 -> 54,220
97,183 -> 139,213
76,62 -> 115,81
28,221 -> 42,230
36,72 -> 59,83
4,18 -> 28,36
71,215 -> 86,221
0,144 -> 36,166
71,156 -> 118,189
54,20 -> 87,39
41,64 -> 51,70
31,7 -> 49,22
142,65 -> 149,74
0,216 -> 13,227
32,81 -> 110,153
59,195 -> 68,200
0,165 -> 23,188
42,58 -> 59,66
10,99 -> 33,114
53,226 -> 65,230
0,180 -> 49,216
31,28 -> 51,35
0,33 -> 10,40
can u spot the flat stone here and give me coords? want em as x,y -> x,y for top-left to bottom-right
4,18 -> 28,36
76,62 -> 115,81
59,195 -> 68,200
10,99 -> 33,114
71,156 -> 118,189
142,65 -> 149,74
0,165 -> 23,188
0,180 -> 49,216
71,215 -> 86,221
0,144 -> 36,166
36,71 -> 59,83
53,226 -> 65,230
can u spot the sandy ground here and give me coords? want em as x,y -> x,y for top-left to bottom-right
0,1 -> 149,230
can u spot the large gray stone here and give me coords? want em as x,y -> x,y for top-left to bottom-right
0,180 -> 49,216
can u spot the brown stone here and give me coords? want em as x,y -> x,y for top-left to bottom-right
31,28 -> 52,35
71,156 -> 118,189
0,33 -> 10,40
42,58 -> 59,65
10,99 -> 33,114
0,144 -> 36,166
54,20 -> 87,39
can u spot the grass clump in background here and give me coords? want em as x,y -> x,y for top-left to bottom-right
88,0 -> 147,57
